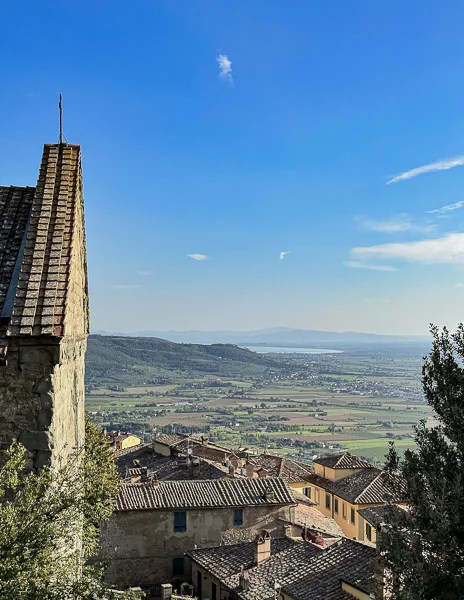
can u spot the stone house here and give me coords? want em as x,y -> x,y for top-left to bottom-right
303,453 -> 406,539
187,532 -> 376,600
100,477 -> 296,588
0,143 -> 89,469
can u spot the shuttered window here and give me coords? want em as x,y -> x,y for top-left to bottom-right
174,511 -> 187,532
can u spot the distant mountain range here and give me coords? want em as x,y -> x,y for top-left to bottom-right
92,327 -> 430,346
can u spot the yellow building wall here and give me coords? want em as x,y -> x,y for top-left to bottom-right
314,463 -> 365,480
288,481 -> 311,495
121,435 -> 142,450
306,481 -> 384,539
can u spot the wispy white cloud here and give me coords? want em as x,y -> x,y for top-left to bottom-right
217,54 -> 233,85
455,283 -> 464,288
349,233 -> 464,266
387,155 -> 464,184
137,270 -> 151,276
111,285 -> 143,290
427,200 -> 464,214
279,251 -> 291,260
344,261 -> 397,272
357,214 -> 415,233
187,254 -> 208,261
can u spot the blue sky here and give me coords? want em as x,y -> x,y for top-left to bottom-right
2,1 -> 464,335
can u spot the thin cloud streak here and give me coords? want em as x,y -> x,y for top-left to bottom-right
387,155 -> 464,184
357,214 -> 414,233
187,254 -> 208,261
344,261 -> 397,272
350,233 -> 464,265
455,283 -> 464,288
111,285 -> 143,290
137,270 -> 151,276
217,54 -> 233,85
427,200 -> 464,214
279,251 -> 291,260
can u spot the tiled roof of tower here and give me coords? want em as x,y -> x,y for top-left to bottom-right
0,144 -> 88,339
116,477 -> 296,511
0,187 -> 35,319
313,453 -> 373,469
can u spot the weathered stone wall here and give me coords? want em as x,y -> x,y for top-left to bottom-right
0,335 -> 87,469
99,504 -> 295,588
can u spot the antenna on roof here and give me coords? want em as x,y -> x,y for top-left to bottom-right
58,94 -> 68,144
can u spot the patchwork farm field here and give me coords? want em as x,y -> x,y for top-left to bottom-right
86,336 -> 431,464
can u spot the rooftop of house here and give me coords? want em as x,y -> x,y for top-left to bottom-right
0,144 -> 88,342
281,537 -> 376,600
115,444 -> 228,481
358,504 -> 397,528
189,536 -> 374,600
313,453 -> 373,470
286,506 -> 344,538
186,537 -> 298,581
116,477 -> 296,511
306,468 -> 406,504
248,454 -> 313,483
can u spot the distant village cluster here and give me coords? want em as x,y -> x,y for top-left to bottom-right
100,429 -> 406,600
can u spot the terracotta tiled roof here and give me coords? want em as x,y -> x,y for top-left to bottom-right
289,506 -> 344,537
115,444 -> 228,481
306,468 -> 406,505
116,477 -> 296,511
155,433 -> 192,448
248,455 -> 313,483
223,542 -> 326,600
281,538 -> 376,600
0,144 -> 88,339
186,537 -> 297,581
358,505 -> 395,528
0,186 -> 35,317
313,453 -> 373,470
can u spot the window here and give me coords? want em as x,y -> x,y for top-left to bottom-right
172,557 -> 184,576
334,498 -> 339,514
366,523 -> 372,541
342,503 -> 347,519
212,582 -> 217,600
174,511 -> 187,532
233,508 -> 243,526
350,508 -> 356,524
325,494 -> 331,510
303,487 -> 311,499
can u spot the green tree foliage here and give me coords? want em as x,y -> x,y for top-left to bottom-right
0,416 -> 131,600
380,325 -> 464,599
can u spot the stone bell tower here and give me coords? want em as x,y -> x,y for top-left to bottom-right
0,143 -> 89,469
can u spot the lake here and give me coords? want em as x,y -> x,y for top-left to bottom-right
241,345 -> 343,355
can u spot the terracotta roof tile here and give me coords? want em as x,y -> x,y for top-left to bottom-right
116,477 -> 296,511
313,453 -> 373,469
0,144 -> 89,339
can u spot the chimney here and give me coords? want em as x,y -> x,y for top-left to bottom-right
245,462 -> 255,478
140,467 -> 149,482
254,530 -> 271,565
239,569 -> 250,591
161,583 -> 172,600
264,487 -> 275,502
229,464 -> 236,476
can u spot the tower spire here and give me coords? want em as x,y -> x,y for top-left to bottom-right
59,94 -> 63,144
